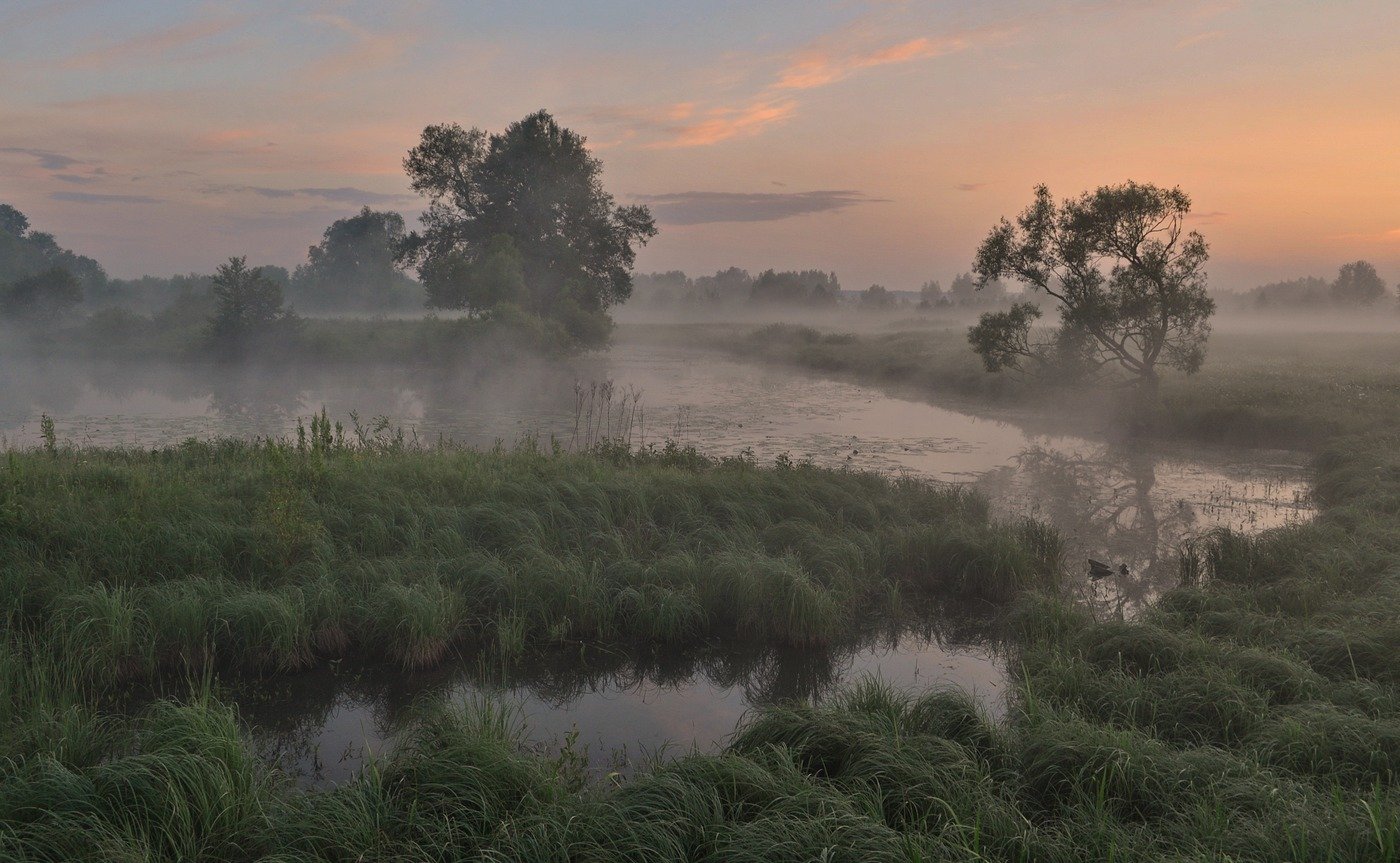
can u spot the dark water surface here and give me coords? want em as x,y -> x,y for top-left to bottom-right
4,341 -> 1313,784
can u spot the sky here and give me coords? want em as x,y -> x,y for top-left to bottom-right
2,0 -> 1398,291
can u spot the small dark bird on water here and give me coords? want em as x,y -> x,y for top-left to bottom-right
1088,559 -> 1131,579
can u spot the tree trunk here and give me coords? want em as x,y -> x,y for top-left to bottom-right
1127,368 -> 1161,434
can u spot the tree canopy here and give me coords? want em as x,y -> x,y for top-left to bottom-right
969,182 -> 1215,395
750,269 -> 839,306
420,234 -> 526,312
396,110 -> 656,344
859,284 -> 896,310
293,207 -> 419,311
205,257 -> 300,357
0,266 -> 82,323
1330,260 -> 1387,305
0,202 -> 106,296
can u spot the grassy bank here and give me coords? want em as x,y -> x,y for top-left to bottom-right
4,436 -> 1397,861
712,323 -> 1400,450
0,434 -> 1058,681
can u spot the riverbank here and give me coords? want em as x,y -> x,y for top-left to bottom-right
0,436 -> 1058,687
671,322 -> 1400,451
3,326 -> 1398,860
2,434 -> 1396,860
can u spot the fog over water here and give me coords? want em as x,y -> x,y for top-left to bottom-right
40,332 -> 1311,784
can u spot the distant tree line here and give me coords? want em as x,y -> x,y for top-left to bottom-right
1242,260 -> 1394,309
0,203 -> 104,324
630,268 -> 840,308
630,268 -> 1011,311
1,110 -> 661,358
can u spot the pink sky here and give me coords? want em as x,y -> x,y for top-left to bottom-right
2,0 -> 1398,292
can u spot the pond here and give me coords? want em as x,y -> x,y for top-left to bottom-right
3,339 -> 1313,784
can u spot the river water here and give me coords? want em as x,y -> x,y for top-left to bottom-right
1,340 -> 1313,784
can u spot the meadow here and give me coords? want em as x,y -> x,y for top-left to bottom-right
3,329 -> 1399,860
2,435 -> 1398,860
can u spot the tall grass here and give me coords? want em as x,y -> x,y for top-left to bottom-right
0,432 -> 1056,683
4,426 -> 1400,858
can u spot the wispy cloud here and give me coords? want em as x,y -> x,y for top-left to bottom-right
1188,210 -> 1229,224
51,191 -> 160,204
776,35 -> 970,90
304,13 -> 416,81
0,147 -> 82,171
1331,227 -> 1400,243
204,184 -> 413,206
634,189 -> 887,225
609,19 -> 1009,148
1175,30 -> 1224,50
64,14 -> 244,69
649,100 -> 798,149
955,182 -> 987,192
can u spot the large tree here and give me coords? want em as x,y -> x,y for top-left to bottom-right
0,204 -> 30,237
293,207 -> 417,311
969,182 -> 1215,398
0,203 -> 106,294
0,266 -> 82,323
396,110 -> 656,341
1330,260 -> 1386,306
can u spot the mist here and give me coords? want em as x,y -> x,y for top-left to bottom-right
5,10 -> 1400,859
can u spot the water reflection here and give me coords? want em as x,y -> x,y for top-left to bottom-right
8,344 -> 1315,780
979,444 -> 1311,616
229,614 -> 1006,787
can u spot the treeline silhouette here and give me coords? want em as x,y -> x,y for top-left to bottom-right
0,110 -> 658,358
1233,260 -> 1397,310
630,269 -> 1012,310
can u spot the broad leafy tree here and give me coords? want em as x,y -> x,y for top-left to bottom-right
0,204 -> 30,237
420,234 -> 526,313
1330,260 -> 1386,306
0,203 -> 106,294
0,266 -> 82,322
396,110 -> 656,343
969,182 -> 1215,397
917,279 -> 944,308
749,269 -> 840,306
859,284 -> 896,310
205,257 -> 300,357
293,207 -> 417,311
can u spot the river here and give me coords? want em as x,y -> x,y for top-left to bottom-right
2,339 -> 1313,784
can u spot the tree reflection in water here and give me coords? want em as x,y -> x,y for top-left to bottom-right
985,444 -> 1310,619
223,608 -> 1006,787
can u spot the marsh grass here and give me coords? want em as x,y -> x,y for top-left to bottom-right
5,425 -> 1400,858
1,431 -> 1054,683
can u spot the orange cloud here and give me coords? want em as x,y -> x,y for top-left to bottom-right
1332,227 -> 1400,244
1176,30 -> 1224,50
197,128 -> 275,146
633,23 -> 1008,148
776,36 -> 951,90
651,100 -> 797,149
